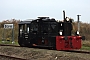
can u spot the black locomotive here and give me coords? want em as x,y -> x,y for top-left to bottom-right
18,11 -> 84,50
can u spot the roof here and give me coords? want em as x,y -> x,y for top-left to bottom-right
18,21 -> 32,24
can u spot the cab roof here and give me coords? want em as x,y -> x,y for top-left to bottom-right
18,21 -> 31,24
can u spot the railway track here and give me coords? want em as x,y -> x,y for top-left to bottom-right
0,54 -> 26,60
0,44 -> 27,60
0,44 -> 90,54
63,50 -> 90,54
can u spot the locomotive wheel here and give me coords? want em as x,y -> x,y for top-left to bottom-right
20,43 -> 25,47
49,47 -> 56,50
27,44 -> 33,48
18,41 -> 26,47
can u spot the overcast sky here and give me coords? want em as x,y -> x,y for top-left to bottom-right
0,0 -> 90,23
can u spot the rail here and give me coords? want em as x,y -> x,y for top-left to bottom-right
0,54 -> 26,60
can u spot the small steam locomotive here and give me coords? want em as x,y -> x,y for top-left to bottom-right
18,11 -> 84,50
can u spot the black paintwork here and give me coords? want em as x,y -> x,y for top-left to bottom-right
18,17 -> 72,48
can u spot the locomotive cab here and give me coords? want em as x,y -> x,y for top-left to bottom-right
18,21 -> 31,47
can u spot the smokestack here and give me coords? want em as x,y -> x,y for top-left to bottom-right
63,10 -> 66,22
77,15 -> 81,32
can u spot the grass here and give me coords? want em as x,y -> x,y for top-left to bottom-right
81,40 -> 90,50
0,40 -> 19,45
81,46 -> 90,50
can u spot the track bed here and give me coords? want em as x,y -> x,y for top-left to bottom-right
0,45 -> 90,60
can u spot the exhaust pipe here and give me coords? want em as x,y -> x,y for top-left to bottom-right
76,15 -> 81,35
77,15 -> 81,32
63,10 -> 66,22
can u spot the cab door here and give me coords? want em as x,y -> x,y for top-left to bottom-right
18,24 -> 30,46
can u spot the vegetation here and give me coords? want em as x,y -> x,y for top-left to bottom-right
81,41 -> 90,50
0,40 -> 19,45
81,46 -> 90,50
0,19 -> 20,41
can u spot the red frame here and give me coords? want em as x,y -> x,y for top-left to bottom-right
56,36 -> 81,50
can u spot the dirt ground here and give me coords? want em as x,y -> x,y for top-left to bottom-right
0,46 -> 90,60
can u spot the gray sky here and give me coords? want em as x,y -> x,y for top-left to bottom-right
0,0 -> 90,23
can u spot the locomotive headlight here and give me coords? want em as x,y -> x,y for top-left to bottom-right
77,31 -> 79,35
37,20 -> 39,22
20,29 -> 22,34
27,27 -> 29,33
20,29 -> 22,32
59,31 -> 62,35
